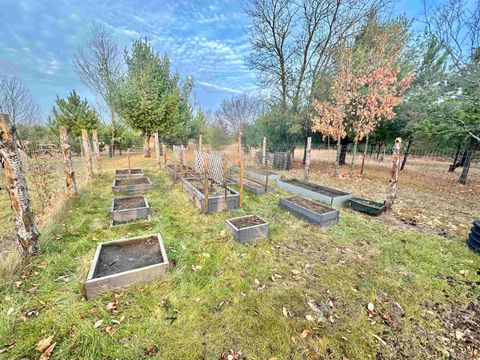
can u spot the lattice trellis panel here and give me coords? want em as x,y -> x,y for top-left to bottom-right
194,151 -> 225,184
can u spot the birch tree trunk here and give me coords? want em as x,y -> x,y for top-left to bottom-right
155,133 -> 161,170
350,139 -> 358,175
304,136 -> 311,180
81,129 -> 93,180
59,126 -> 77,196
0,113 -> 40,255
92,129 -> 101,173
198,135 -> 202,152
386,137 -> 402,209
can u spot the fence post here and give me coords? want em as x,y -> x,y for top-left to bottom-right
59,126 -> 77,196
0,113 -> 40,255
81,129 -> 93,180
262,136 -> 266,166
239,156 -> 244,208
155,133 -> 161,171
179,145 -> 184,179
204,157 -> 209,214
92,129 -> 101,173
199,135 -> 202,152
223,156 -> 228,210
163,144 -> 167,169
386,137 -> 402,209
304,136 -> 311,180
237,133 -> 242,167
127,147 -> 131,176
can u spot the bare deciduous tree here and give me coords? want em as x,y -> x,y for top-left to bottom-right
215,94 -> 262,135
73,23 -> 121,157
0,75 -> 41,131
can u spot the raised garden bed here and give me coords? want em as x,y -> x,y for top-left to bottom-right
225,214 -> 269,244
182,177 -> 239,212
350,197 -> 386,216
166,164 -> 196,180
85,234 -> 168,299
228,176 -> 274,195
228,167 -> 280,183
115,168 -> 144,178
279,196 -> 339,227
112,177 -> 152,194
110,196 -> 151,226
277,178 -> 352,206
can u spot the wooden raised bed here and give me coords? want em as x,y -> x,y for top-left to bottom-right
166,164 -> 196,180
228,176 -> 274,195
279,196 -> 339,227
350,197 -> 386,216
225,215 -> 269,244
110,196 -> 151,226
112,177 -> 152,194
277,178 -> 352,206
182,177 -> 239,212
85,234 -> 169,299
115,168 -> 144,178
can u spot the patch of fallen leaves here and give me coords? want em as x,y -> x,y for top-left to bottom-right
36,336 -> 56,360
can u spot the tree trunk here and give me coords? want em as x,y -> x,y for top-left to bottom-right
400,138 -> 413,171
339,137 -> 348,165
81,129 -> 93,180
80,136 -> 84,158
350,139 -> 358,175
110,109 -> 115,157
92,129 -> 101,173
360,135 -> 369,175
0,113 -> 40,255
144,134 -> 151,157
376,143 -> 382,159
302,136 -> 308,165
459,140 -> 479,185
386,137 -> 402,209
449,143 -> 461,172
262,137 -> 266,167
59,126 -> 77,196
335,136 -> 341,177
304,137 -> 311,179
155,132 -> 161,170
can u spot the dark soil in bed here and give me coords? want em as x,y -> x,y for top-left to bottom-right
284,179 -> 348,197
113,196 -> 146,210
116,169 -> 143,175
229,215 -> 266,229
116,177 -> 150,186
286,196 -> 334,214
187,178 -> 235,196
94,236 -> 163,278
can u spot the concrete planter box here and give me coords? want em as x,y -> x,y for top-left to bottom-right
85,234 -> 169,299
225,215 -> 269,244
112,177 -> 152,194
110,196 -> 151,226
228,177 -> 274,195
166,164 -> 196,181
277,179 -> 352,206
182,178 -> 239,212
115,168 -> 144,178
279,196 -> 339,227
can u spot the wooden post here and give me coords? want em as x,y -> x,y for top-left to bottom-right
386,137 -> 402,209
204,157 -> 209,214
179,145 -> 184,179
304,136 -> 311,179
239,156 -> 244,208
0,113 -> 40,255
223,156 -> 228,210
59,126 -> 77,196
155,133 -> 161,171
163,144 -> 167,169
237,133 -> 242,166
127,148 -> 131,176
262,136 -> 266,166
92,129 -> 101,173
199,135 -> 202,152
81,129 -> 93,180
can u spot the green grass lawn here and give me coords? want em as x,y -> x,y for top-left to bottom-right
1,158 -> 479,359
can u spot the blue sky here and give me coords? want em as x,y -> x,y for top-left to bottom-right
0,0 -> 425,122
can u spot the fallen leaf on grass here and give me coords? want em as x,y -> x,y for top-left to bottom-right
106,301 -> 117,312
282,307 -> 288,317
38,343 -> 56,360
119,337 -> 129,345
36,336 -> 53,352
104,326 -> 116,336
144,346 -> 159,356
305,314 -> 315,322
367,302 -> 375,312
6,308 -> 14,316
93,319 -> 103,329
301,329 -> 311,338
372,334 -> 387,346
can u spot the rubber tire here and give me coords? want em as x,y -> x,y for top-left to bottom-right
467,238 -> 480,253
470,226 -> 480,238
474,219 -> 480,230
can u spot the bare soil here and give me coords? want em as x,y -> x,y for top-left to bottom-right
113,196 -> 147,210
116,169 -> 143,175
283,178 -> 349,197
285,195 -> 335,214
94,236 -> 163,278
229,215 -> 266,229
187,178 -> 234,196
115,177 -> 150,186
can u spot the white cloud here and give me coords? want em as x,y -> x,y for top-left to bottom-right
197,81 -> 243,94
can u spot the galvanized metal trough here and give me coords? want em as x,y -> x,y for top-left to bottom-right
110,196 -> 151,226
112,177 -> 152,194
228,176 -> 274,195
225,214 -> 269,244
279,196 -> 339,227
85,234 -> 169,299
277,178 -> 352,206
